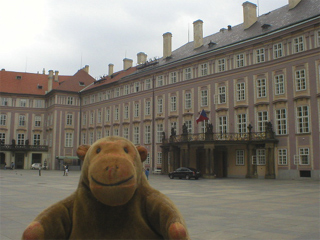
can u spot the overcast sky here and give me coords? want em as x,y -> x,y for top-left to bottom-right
1,0 -> 288,79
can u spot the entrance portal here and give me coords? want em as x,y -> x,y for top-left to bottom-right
15,153 -> 24,169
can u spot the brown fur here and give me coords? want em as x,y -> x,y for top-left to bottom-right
22,136 -> 189,239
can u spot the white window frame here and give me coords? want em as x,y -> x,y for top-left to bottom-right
185,120 -> 193,134
20,99 -> 26,107
256,48 -> 265,63
201,90 -> 208,107
217,58 -> 226,72
124,105 -> 129,119
200,63 -> 208,76
134,82 -> 140,92
134,103 -> 140,117
123,127 -> 129,139
157,98 -> 163,114
145,101 -> 151,116
66,114 -> 73,126
257,111 -> 268,132
218,116 -> 227,134
276,109 -> 287,135
297,106 -> 309,133
67,96 -> 74,105
35,116 -> 41,127
237,114 -> 247,134
157,76 -> 164,87
114,107 -> 119,121
236,54 -> 245,68
170,72 -> 177,84
171,96 -> 177,112
236,150 -> 245,165
256,149 -> 266,165
299,148 -> 309,165
33,134 -> 41,145
124,85 -> 130,95
275,74 -> 285,95
273,43 -> 283,59
278,149 -> 287,165
157,152 -> 162,165
184,67 -> 192,80
145,125 -> 151,144
19,115 -> 26,126
157,124 -> 163,143
145,79 -> 152,90
0,114 -> 7,126
133,126 -> 140,145
257,78 -> 267,98
293,36 -> 304,53
185,92 -> 192,109
17,133 -> 25,145
236,82 -> 245,101
295,69 -> 306,91
65,132 -> 73,147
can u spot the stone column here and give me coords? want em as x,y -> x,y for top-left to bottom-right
161,148 -> 169,174
246,144 -> 257,178
204,145 -> 215,177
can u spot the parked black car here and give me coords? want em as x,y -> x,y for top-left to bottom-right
168,167 -> 201,180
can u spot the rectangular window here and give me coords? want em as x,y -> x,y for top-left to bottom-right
133,126 -> 140,145
273,43 -> 283,58
90,112 -> 94,125
276,109 -> 287,135
184,67 -> 192,80
145,125 -> 151,144
171,96 -> 177,112
257,111 -> 268,132
157,152 -> 162,165
218,86 -> 226,104
256,48 -> 265,63
67,97 -> 74,105
145,79 -> 152,90
200,63 -> 208,76
0,114 -> 7,126
82,113 -> 87,125
97,110 -> 102,123
90,95 -> 95,103
317,30 -> 320,46
89,132 -> 94,144
157,76 -> 163,87
237,114 -> 247,133
105,129 -> 110,137
97,131 -> 102,140
124,85 -> 130,95
185,93 -> 192,109
19,115 -> 26,126
115,87 -> 120,97
35,116 -> 41,127
170,72 -> 177,84
236,150 -> 245,165
65,133 -> 73,147
236,54 -> 245,68
185,120 -> 193,134
157,98 -> 163,114
236,82 -> 245,101
114,107 -> 119,121
278,149 -> 287,165
123,127 -> 129,139
219,116 -> 227,134
106,109 -> 110,122
124,105 -> 129,119
20,99 -> 26,107
157,124 -> 163,143
256,149 -> 266,165
257,78 -> 266,98
33,134 -> 41,145
0,133 -> 5,144
295,69 -> 306,91
275,74 -> 285,95
293,36 -> 304,53
145,101 -> 151,116
82,133 -> 86,144
66,114 -> 73,126
299,148 -> 309,165
106,91 -> 111,100
97,92 -> 102,101
134,82 -> 140,92
1,98 -> 8,106
297,106 -> 309,133
134,103 -> 139,117
201,90 -> 208,106
35,100 -> 43,108
113,128 -> 119,136
17,133 -> 25,145
217,59 -> 225,72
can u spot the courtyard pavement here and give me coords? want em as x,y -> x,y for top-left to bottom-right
0,169 -> 319,240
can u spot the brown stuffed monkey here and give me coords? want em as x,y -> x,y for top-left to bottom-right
22,136 -> 189,239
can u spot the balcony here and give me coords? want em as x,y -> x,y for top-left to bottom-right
0,144 -> 48,152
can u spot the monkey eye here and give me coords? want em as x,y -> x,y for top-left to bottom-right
96,147 -> 101,154
124,147 -> 129,153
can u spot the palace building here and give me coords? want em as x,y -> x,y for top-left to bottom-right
1,0 -> 319,179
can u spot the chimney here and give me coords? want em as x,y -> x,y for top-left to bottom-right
289,0 -> 301,9
48,70 -> 53,92
123,58 -> 133,70
242,1 -> 257,29
83,65 -> 89,73
54,70 -> 59,82
42,68 -> 45,74
137,52 -> 147,64
108,64 -> 114,76
193,20 -> 203,49
163,32 -> 172,58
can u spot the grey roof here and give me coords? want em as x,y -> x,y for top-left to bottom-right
157,0 -> 320,66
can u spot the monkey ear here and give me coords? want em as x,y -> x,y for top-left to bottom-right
136,146 -> 148,162
77,145 -> 90,161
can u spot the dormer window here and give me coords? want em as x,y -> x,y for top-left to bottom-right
79,81 -> 85,86
16,76 -> 22,80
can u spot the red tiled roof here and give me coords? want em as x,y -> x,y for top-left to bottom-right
82,67 -> 137,92
0,69 -> 95,95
